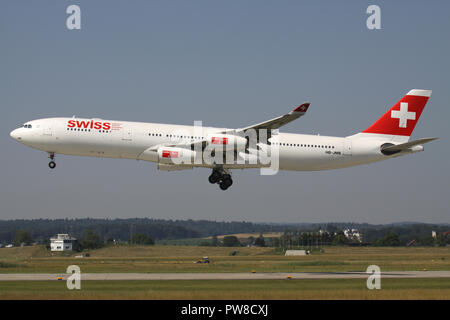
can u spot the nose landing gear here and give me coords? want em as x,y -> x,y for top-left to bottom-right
208,168 -> 233,190
48,153 -> 56,169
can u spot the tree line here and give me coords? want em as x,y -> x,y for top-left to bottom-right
0,218 -> 278,247
1,218 -> 449,248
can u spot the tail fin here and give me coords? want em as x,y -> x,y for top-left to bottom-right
362,89 -> 431,138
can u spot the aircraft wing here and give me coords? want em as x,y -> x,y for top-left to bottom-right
151,102 -> 311,151
236,102 -> 310,132
381,137 -> 438,154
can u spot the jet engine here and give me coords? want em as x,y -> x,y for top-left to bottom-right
206,134 -> 247,150
157,147 -> 196,165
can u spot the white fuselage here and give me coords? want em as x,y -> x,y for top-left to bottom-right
10,117 -> 407,171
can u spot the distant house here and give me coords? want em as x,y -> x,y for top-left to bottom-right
50,234 -> 77,252
343,228 -> 363,242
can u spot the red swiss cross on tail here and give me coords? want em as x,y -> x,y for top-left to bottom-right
362,89 -> 432,137
293,103 -> 310,113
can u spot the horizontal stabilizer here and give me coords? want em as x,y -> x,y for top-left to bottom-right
381,137 -> 438,155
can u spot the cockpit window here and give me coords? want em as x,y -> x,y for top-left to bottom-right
23,124 -> 32,128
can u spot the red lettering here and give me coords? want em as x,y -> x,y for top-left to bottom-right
212,137 -> 228,145
162,150 -> 178,158
68,120 -> 113,131
76,121 -> 90,129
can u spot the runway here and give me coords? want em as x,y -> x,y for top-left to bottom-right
1,271 -> 450,281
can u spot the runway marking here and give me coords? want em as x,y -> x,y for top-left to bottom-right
1,271 -> 450,281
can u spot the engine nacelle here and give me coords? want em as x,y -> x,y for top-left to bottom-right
157,147 -> 196,165
206,134 -> 247,150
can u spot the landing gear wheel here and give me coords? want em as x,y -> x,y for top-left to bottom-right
209,168 -> 233,190
219,177 -> 233,190
48,152 -> 56,169
208,171 -> 221,184
219,181 -> 229,190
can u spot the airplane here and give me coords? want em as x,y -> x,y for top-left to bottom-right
10,89 -> 437,190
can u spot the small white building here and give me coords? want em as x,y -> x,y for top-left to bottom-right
50,234 -> 77,252
285,250 -> 308,256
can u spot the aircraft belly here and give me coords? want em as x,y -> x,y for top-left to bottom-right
278,148 -> 341,171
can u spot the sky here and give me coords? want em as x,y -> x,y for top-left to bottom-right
1,1 -> 449,224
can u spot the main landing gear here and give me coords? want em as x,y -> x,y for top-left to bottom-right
208,168 -> 233,191
48,153 -> 56,169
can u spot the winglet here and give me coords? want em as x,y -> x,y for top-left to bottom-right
293,102 -> 310,113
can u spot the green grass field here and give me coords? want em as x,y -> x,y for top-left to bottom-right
1,245 -> 450,299
0,278 -> 449,299
1,245 -> 449,274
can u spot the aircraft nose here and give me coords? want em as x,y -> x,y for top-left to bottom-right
10,129 -> 20,141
